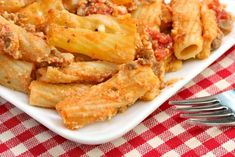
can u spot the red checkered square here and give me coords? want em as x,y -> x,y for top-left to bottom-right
165,137 -> 183,149
29,144 -> 47,156
105,148 -> 123,156
217,69 -> 232,78
0,143 -> 9,153
203,139 -> 220,150
223,152 -> 235,157
182,150 -> 198,157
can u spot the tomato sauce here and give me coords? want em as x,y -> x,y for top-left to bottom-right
147,29 -> 173,61
208,0 -> 229,22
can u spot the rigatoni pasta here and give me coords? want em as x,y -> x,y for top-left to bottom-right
17,0 -> 64,27
0,0 -> 35,13
47,24 -> 136,64
46,12 -> 137,64
30,81 -> 90,108
197,2 -> 219,59
37,61 -> 118,84
0,54 -> 34,93
47,10 -> 136,35
56,60 -> 159,129
171,0 -> 203,60
132,0 -> 162,28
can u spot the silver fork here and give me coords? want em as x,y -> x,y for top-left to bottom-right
169,89 -> 235,126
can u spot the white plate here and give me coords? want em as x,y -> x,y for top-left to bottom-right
0,0 -> 235,145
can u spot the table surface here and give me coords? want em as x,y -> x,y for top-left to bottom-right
1,46 -> 235,157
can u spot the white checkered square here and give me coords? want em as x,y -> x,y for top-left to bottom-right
134,124 -> 148,135
9,107 -> 23,115
48,145 -> 65,156
147,136 -> 164,148
0,112 -> 13,122
163,150 -> 180,157
0,131 -> 15,142
202,152 -> 216,157
112,138 -> 127,147
214,79 -> 231,90
125,149 -> 141,157
205,128 -> 222,138
185,137 -> 202,149
23,119 -> 38,129
203,68 -> 216,77
169,124 -> 185,136
195,90 -> 210,98
87,148 -> 104,157
155,111 -> 170,123
35,131 -> 51,143
10,144 -> 27,156
219,57 -> 233,68
186,81 -> 195,87
222,140 -> 235,152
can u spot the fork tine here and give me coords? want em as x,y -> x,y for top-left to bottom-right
176,103 -> 219,110
176,103 -> 228,112
181,110 -> 234,119
188,117 -> 235,126
169,96 -> 218,106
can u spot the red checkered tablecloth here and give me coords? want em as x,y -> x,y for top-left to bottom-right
1,46 -> 235,157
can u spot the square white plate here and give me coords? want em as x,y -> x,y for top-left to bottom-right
0,0 -> 234,145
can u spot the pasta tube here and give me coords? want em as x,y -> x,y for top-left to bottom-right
47,10 -> 136,35
132,0 -> 162,28
47,24 -> 136,64
0,0 -> 35,13
0,16 -> 73,66
0,54 -> 34,93
56,60 -> 158,129
171,0 -> 203,60
37,61 -> 118,84
29,81 -> 90,108
17,0 -> 64,27
197,3 -> 218,59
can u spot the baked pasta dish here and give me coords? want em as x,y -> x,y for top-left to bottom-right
0,0 -> 233,129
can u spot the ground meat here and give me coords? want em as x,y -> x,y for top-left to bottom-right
211,30 -> 223,50
208,0 -> 233,33
0,25 -> 21,59
147,28 -> 173,61
76,0 -> 136,16
135,27 -> 164,81
1,12 -> 36,32
218,17 -> 233,33
77,0 -> 113,16
208,0 -> 229,21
